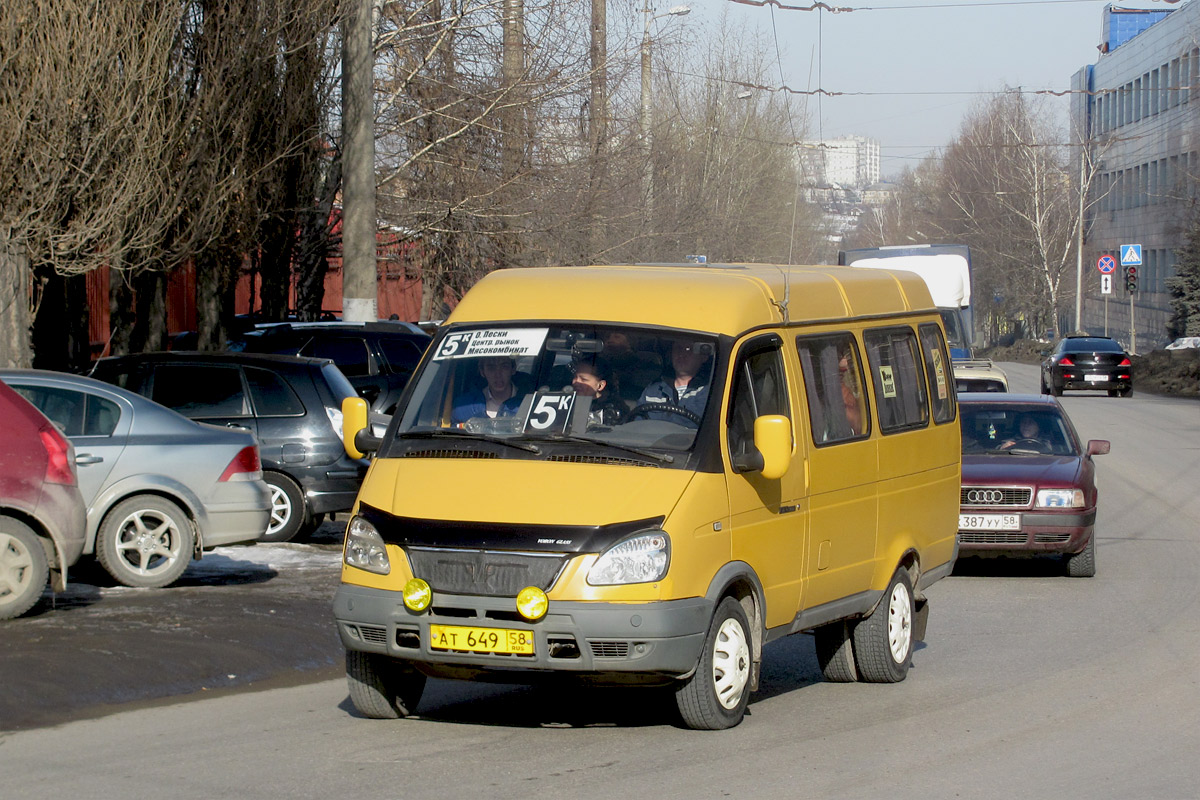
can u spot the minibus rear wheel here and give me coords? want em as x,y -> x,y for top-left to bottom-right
852,569 -> 914,683
675,597 -> 752,730
346,650 -> 426,719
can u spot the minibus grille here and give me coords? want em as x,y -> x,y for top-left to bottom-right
546,454 -> 659,467
960,487 -> 1032,507
407,547 -> 568,596
404,449 -> 499,459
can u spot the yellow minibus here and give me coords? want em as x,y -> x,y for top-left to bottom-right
335,263 -> 960,729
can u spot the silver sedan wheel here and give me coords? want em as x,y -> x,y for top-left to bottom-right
97,496 -> 193,588
712,616 -> 751,710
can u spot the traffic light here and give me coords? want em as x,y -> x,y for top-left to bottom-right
1125,265 -> 1138,293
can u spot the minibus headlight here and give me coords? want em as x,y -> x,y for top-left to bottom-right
587,532 -> 670,586
344,516 -> 390,574
1036,489 -> 1085,509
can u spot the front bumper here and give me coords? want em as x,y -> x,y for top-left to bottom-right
957,508 -> 1096,555
334,583 -> 713,681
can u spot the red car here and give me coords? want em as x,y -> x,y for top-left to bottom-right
957,393 -> 1110,577
0,379 -> 87,619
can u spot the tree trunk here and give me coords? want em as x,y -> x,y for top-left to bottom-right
0,239 -> 33,369
131,270 -> 169,353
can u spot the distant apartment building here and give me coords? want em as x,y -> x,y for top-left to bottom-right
799,136 -> 880,188
1071,2 -> 1196,349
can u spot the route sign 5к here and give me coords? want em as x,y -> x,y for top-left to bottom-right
1120,244 -> 1143,266
1097,254 -> 1117,274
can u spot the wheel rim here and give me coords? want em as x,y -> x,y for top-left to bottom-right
113,509 -> 184,576
887,581 -> 913,663
0,533 -> 34,598
268,485 -> 292,535
712,617 -> 751,710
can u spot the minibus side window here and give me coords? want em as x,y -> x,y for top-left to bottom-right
727,340 -> 789,462
864,327 -> 929,434
795,333 -> 870,445
918,323 -> 956,424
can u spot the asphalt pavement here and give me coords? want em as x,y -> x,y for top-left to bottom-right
0,523 -> 347,732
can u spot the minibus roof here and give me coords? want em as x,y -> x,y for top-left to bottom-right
447,263 -> 938,337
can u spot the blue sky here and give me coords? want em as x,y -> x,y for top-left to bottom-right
682,0 -> 1176,176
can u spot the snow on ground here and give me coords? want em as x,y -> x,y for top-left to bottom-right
186,542 -> 343,577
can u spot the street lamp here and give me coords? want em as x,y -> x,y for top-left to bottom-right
640,4 -> 690,216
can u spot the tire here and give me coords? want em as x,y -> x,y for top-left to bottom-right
261,472 -> 310,543
852,570 -> 915,683
1120,386 -> 1134,398
813,620 -> 858,683
1040,376 -> 1050,395
97,496 -> 194,588
0,517 -> 49,620
1065,536 -> 1096,578
346,650 -> 426,719
675,597 -> 753,730
1051,383 -> 1063,397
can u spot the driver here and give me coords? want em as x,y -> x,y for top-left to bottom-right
636,339 -> 711,428
1000,414 -> 1042,451
452,356 -> 524,424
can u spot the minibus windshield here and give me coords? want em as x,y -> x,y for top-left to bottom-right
394,324 -> 719,454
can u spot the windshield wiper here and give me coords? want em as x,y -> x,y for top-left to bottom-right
398,428 -> 541,454
520,432 -> 675,464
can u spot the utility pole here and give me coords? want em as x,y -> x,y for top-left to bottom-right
341,0 -> 377,322
1074,145 -> 1085,333
501,0 -> 525,182
587,0 -> 607,262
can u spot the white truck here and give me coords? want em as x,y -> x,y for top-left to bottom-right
838,244 -> 975,359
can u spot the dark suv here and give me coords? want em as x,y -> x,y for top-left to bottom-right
89,352 -> 368,542
237,321 -> 431,415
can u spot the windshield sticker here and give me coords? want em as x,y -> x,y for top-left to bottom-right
931,348 -> 947,399
433,328 -> 549,360
879,365 -> 897,398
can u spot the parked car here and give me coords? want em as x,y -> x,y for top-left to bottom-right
1,369 -> 271,588
88,352 -> 368,542
957,393 -> 1109,577
237,321 -> 431,415
1040,335 -> 1133,397
952,359 -> 1009,393
0,379 -> 87,619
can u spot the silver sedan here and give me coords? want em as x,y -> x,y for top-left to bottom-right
0,369 -> 271,588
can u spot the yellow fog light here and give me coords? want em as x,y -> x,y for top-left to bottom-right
402,578 -> 432,612
515,586 -> 548,621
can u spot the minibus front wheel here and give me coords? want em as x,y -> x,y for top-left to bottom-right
675,597 -> 752,730
346,650 -> 426,719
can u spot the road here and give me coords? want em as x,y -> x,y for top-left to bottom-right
3,363 -> 1199,799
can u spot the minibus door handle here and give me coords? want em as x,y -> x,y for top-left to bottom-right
780,504 -> 799,514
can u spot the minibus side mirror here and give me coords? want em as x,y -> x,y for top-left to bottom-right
342,396 -> 380,459
731,414 -> 791,479
755,414 -> 791,479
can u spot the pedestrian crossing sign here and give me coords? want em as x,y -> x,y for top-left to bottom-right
1120,244 -> 1142,266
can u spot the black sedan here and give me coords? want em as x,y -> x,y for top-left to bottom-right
957,393 -> 1109,577
1040,335 -> 1133,397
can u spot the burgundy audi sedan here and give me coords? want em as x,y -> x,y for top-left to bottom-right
957,393 -> 1110,577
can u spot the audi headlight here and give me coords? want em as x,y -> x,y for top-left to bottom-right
587,532 -> 670,586
344,516 -> 390,574
1036,489 -> 1084,509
